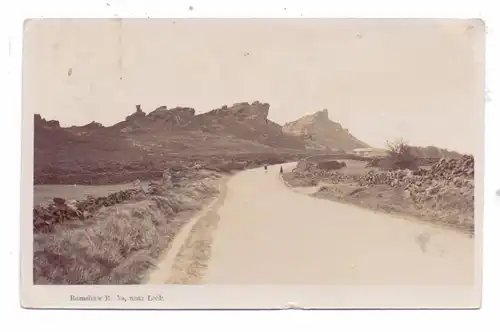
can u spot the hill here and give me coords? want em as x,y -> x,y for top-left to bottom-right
35,102 -> 314,185
406,145 -> 464,159
282,109 -> 371,151
36,102 -> 410,185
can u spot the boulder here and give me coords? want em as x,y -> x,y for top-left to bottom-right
53,197 -> 66,205
317,160 -> 347,170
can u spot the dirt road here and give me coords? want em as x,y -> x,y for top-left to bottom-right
202,163 -> 475,285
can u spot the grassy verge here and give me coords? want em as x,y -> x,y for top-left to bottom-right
312,183 -> 474,234
33,173 -> 222,284
165,180 -> 228,284
281,157 -> 474,235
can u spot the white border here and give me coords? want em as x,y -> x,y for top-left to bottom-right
2,0 -> 499,330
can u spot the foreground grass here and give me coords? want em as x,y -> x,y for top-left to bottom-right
33,175 -> 221,284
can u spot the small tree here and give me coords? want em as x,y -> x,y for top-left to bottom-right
385,138 -> 418,170
386,138 -> 409,155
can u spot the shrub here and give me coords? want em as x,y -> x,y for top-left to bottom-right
384,138 -> 418,170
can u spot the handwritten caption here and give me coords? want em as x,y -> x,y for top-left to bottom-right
70,294 -> 164,302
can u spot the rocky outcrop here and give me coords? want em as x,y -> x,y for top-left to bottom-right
81,121 -> 104,129
283,109 -> 370,151
129,104 -> 146,118
108,105 -> 196,134
191,101 -> 305,150
34,114 -> 61,129
66,121 -> 104,136
202,101 -> 270,121
120,104 -> 147,128
147,106 -> 196,126
34,101 -> 371,185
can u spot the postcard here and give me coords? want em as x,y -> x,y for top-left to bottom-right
21,18 -> 484,309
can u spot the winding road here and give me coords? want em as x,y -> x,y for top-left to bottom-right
201,163 -> 475,285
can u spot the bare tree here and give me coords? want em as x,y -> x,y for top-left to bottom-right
385,138 -> 418,170
386,138 -> 410,155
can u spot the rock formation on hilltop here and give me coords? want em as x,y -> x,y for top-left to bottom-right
147,105 -> 196,125
201,101 -> 270,121
35,114 -> 61,129
66,121 -> 104,136
283,109 -> 370,151
191,101 -> 306,150
111,104 -> 197,133
35,103 -> 373,169
32,102 -> 383,185
34,101 -> 313,184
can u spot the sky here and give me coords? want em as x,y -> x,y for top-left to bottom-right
23,19 -> 485,154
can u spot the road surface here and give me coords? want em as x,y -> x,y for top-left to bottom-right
201,163 -> 475,285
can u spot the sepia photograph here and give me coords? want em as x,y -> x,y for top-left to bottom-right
21,18 -> 484,309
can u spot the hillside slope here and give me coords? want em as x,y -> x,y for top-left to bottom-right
35,102 -> 313,184
63,102 -> 307,153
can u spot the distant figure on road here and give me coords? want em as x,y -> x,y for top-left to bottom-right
264,165 -> 268,173
280,166 -> 283,174
162,169 -> 173,188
